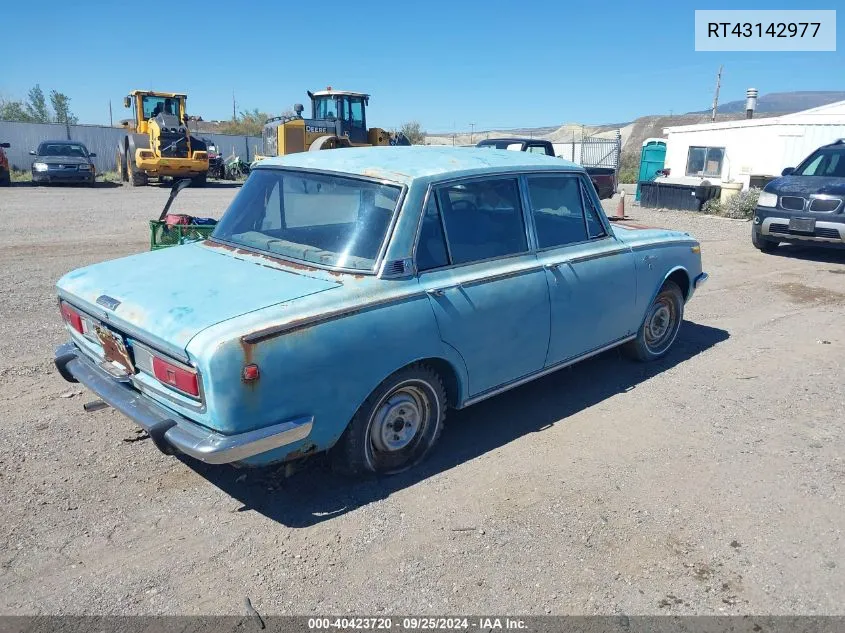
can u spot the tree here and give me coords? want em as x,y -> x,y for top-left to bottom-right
49,90 -> 78,125
399,121 -> 426,145
218,108 -> 280,136
25,85 -> 51,123
0,99 -> 31,122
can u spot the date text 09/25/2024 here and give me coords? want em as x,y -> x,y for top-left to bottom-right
307,617 -> 527,630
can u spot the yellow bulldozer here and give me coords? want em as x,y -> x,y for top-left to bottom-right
257,88 -> 409,160
116,90 -> 209,187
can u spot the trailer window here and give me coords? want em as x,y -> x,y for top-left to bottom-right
686,146 -> 724,177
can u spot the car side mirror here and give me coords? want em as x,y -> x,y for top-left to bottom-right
781,167 -> 795,176
29,150 -> 37,156
0,142 -> 9,148
88,152 -> 97,158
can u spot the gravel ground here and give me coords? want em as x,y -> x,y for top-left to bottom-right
0,183 -> 843,616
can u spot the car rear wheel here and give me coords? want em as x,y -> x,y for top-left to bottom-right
332,363 -> 447,475
752,228 -> 779,252
625,280 -> 684,362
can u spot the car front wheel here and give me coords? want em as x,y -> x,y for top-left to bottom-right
625,280 -> 684,362
333,363 -> 447,475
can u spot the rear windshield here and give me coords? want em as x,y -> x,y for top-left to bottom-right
212,169 -> 403,272
38,143 -> 88,157
796,147 -> 845,177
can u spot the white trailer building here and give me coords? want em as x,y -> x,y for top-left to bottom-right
662,100 -> 845,189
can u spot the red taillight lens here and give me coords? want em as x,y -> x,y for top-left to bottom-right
152,356 -> 199,397
60,302 -> 84,334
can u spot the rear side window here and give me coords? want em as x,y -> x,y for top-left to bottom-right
416,197 -> 449,271
526,175 -> 590,248
436,178 -> 527,265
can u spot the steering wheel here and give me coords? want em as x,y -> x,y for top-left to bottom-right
450,199 -> 477,213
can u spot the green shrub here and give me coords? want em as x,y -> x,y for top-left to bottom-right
701,186 -> 761,219
722,187 -> 761,219
618,166 -> 639,184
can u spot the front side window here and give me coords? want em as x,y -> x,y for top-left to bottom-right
212,169 -> 402,272
141,96 -> 179,119
436,178 -> 527,265
314,96 -> 338,119
350,98 -> 365,128
527,144 -> 549,155
796,147 -> 845,176
526,175 -> 590,248
686,146 -> 724,177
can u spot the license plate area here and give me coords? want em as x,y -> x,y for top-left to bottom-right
94,325 -> 136,375
789,217 -> 816,233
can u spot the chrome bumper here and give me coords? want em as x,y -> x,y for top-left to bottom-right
54,342 -> 313,464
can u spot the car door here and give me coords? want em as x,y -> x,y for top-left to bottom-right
524,173 -> 637,366
416,177 -> 551,397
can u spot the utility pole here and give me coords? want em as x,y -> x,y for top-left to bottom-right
711,64 -> 723,122
109,100 -> 113,127
469,122 -> 476,144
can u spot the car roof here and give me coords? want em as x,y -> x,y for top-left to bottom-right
256,146 -> 582,184
477,138 -> 548,144
40,140 -> 86,145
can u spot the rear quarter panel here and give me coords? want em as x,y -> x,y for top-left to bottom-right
185,279 -> 468,466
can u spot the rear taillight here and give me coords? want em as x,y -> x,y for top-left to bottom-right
152,356 -> 199,397
60,302 -> 84,334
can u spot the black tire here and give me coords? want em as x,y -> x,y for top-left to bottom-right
331,363 -> 447,475
752,228 -> 778,252
127,156 -> 147,187
625,280 -> 684,362
0,172 -> 10,187
191,173 -> 207,187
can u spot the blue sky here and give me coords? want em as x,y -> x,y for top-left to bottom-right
2,0 -> 841,132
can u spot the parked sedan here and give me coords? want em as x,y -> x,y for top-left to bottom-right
54,147 -> 707,475
30,140 -> 97,185
753,138 -> 845,252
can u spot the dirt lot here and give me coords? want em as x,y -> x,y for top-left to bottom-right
0,182 -> 843,616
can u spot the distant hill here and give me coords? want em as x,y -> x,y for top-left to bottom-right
425,91 -> 844,156
688,90 -> 845,115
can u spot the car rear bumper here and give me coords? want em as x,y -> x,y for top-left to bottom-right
54,342 -> 313,464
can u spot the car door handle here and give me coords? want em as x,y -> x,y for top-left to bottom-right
425,285 -> 457,297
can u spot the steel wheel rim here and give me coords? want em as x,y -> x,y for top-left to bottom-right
644,296 -> 678,354
365,381 -> 436,473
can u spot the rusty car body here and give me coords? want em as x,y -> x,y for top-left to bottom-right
54,146 -> 707,474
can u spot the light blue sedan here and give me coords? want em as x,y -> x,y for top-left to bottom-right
54,147 -> 707,475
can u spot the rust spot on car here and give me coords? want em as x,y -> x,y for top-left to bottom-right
284,443 -> 317,462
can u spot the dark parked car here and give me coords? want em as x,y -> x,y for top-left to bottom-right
0,142 -> 10,186
30,140 -> 97,186
476,138 -> 617,199
752,139 -> 845,252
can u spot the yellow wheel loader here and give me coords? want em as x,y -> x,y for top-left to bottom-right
116,90 -> 209,187
255,88 -> 409,162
